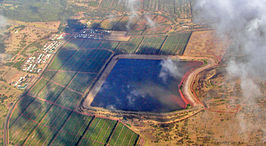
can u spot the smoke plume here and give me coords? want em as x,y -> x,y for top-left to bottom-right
193,0 -> 266,141
119,0 -> 156,29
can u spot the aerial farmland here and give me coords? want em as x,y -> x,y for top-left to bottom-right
0,0 -> 265,145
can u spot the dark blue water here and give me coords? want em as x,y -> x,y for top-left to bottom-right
91,59 -> 201,112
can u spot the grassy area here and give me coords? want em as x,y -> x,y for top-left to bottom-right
60,49 -> 92,71
42,71 -> 57,80
79,49 -> 113,72
9,113 -> 38,144
2,0 -> 74,22
137,36 -> 166,54
55,89 -> 82,109
37,82 -> 64,102
46,48 -> 77,70
51,71 -> 76,86
99,0 -> 191,20
8,95 -> 35,127
68,72 -> 97,93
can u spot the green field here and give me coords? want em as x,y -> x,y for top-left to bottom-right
55,89 -> 82,109
9,99 -> 51,144
117,37 -> 144,54
50,112 -> 93,145
99,41 -> 120,50
23,105 -> 72,145
160,32 -> 192,55
79,118 -> 117,145
108,123 -> 139,146
137,36 -> 166,54
81,40 -> 102,49
68,72 -> 97,93
37,81 -> 64,102
8,39 -> 139,145
28,78 -> 49,97
46,48 -> 77,71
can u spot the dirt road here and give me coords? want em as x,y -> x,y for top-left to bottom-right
179,56 -> 216,107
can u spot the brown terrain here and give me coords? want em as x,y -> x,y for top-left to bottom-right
0,21 -> 61,144
115,30 -> 265,145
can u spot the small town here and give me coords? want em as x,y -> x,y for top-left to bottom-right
22,41 -> 63,73
13,33 -> 66,89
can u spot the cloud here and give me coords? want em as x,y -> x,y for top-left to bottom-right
144,15 -> 155,28
159,59 -> 182,82
0,15 -> 8,30
119,0 -> 156,30
193,0 -> 266,141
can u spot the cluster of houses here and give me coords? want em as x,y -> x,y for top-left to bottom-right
14,33 -> 67,89
22,33 -> 66,73
73,29 -> 111,39
22,40 -> 63,73
13,74 -> 33,89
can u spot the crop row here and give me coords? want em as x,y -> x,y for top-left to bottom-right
37,81 -> 64,102
9,39 -> 139,145
50,112 -> 93,145
10,101 -> 139,145
137,35 -> 166,54
9,99 -> 52,144
79,118 -> 117,145
117,37 -> 144,54
23,105 -> 72,145
108,123 -> 139,146
55,89 -> 82,110
68,72 -> 97,93
160,32 -> 192,55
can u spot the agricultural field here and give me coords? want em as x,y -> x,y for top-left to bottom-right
116,37 -> 144,54
137,36 -> 166,55
88,14 -> 173,35
7,39 -> 139,145
107,122 -> 139,146
99,0 -> 192,20
9,98 -> 139,145
99,41 -> 120,50
160,32 -> 192,55
1,0 -> 93,22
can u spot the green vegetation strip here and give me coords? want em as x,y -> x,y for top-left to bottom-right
160,32 -> 192,55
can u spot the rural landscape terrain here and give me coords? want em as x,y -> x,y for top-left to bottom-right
0,0 -> 265,145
